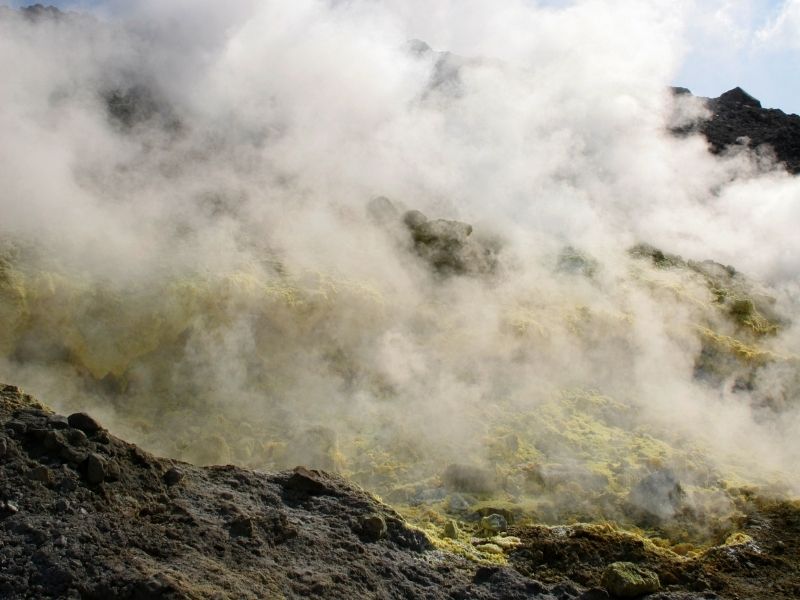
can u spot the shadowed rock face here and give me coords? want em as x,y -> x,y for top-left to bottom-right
674,86 -> 800,174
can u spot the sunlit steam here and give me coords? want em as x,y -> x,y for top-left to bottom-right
1,1 -> 798,544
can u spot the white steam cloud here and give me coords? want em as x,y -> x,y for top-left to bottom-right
0,1 -> 798,534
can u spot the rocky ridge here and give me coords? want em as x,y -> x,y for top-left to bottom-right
673,86 -> 800,174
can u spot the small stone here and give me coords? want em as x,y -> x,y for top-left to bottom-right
475,507 -> 515,525
67,412 -> 103,435
480,514 -> 508,535
85,453 -> 107,484
54,535 -> 67,547
43,431 -> 65,451
229,515 -> 255,538
105,460 -> 121,482
7,420 -> 27,435
59,446 -> 87,465
0,436 -> 7,457
443,520 -> 460,539
27,466 -> 54,485
164,467 -> 184,486
64,429 -> 89,447
27,427 -> 51,442
2,500 -> 19,514
47,415 -> 70,430
284,466 -> 335,495
54,499 -> 70,513
360,514 -> 387,542
601,562 -> 661,598
775,540 -> 786,554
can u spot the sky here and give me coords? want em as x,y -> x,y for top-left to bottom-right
678,0 -> 800,114
4,0 -> 799,114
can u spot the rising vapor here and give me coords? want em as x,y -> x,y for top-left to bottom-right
1,0 -> 798,543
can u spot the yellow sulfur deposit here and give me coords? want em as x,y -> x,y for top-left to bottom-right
0,243 -> 796,552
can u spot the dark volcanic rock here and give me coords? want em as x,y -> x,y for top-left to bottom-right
367,196 -> 500,277
66,412 -> 103,435
163,466 -> 184,486
283,465 -> 341,496
674,86 -> 800,174
404,209 -> 499,276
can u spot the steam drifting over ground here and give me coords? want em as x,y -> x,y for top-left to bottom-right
1,1 -> 799,540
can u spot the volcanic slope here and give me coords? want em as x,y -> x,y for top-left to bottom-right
2,384 -> 800,600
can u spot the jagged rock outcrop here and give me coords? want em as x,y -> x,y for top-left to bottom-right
673,86 -> 800,174
368,196 -> 501,277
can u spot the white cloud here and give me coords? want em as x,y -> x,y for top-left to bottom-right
756,0 -> 800,49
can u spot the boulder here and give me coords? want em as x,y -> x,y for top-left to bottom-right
601,562 -> 660,598
480,514 -> 508,536
67,413 -> 103,435
359,514 -> 387,542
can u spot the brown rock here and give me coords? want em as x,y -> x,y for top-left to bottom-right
360,514 -> 387,542
65,428 -> 89,446
284,466 -> 336,496
105,460 -> 121,482
67,412 -> 103,435
27,466 -> 54,485
59,446 -> 88,465
230,515 -> 255,538
85,453 -> 107,484
164,467 -> 184,486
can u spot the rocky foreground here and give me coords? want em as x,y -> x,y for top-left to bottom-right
1,384 -> 798,600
